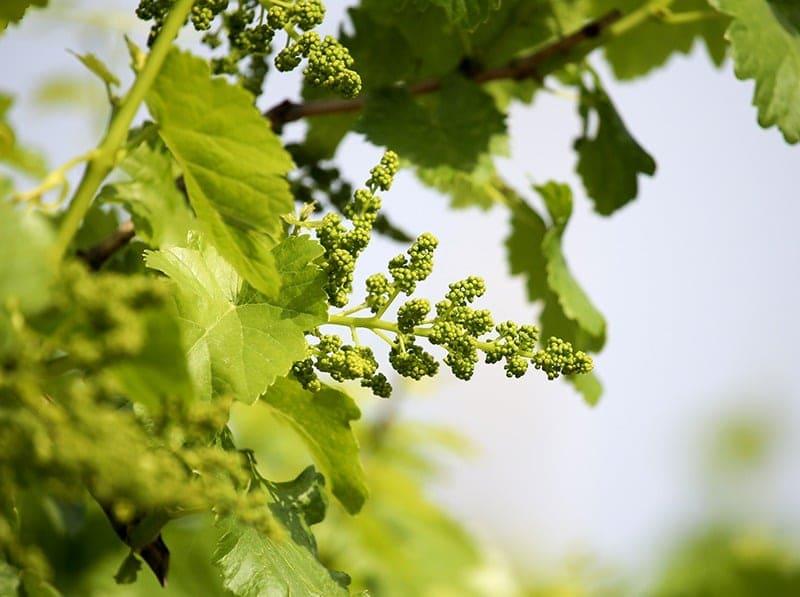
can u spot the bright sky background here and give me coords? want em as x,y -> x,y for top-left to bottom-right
3,0 -> 799,582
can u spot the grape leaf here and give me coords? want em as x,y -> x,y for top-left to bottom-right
345,1 -> 463,88
68,51 -> 119,88
0,202 -> 55,314
596,0 -> 728,80
146,49 -> 294,299
569,371 -> 603,407
146,236 -> 327,404
417,153 -> 509,210
710,0 -> 800,143
575,77 -> 656,215
429,0 -> 501,28
538,182 -> 606,347
262,377 -> 368,514
215,467 -> 348,597
504,183 -> 606,404
357,75 -> 505,171
98,142 -> 193,248
468,0 -> 557,67
0,0 -> 48,30
506,200 -> 549,303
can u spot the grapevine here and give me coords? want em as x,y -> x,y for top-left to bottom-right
1,0 -> 796,594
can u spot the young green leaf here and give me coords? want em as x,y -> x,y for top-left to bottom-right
357,76 -> 505,170
504,183 -> 606,404
262,377 -> 369,514
215,467 -> 348,597
575,79 -> 656,216
569,371 -> 603,407
97,142 -> 193,248
597,0 -> 728,80
146,236 -> 327,404
710,0 -> 800,143
537,182 -> 606,349
69,51 -> 120,88
417,153 -> 509,211
146,49 -> 294,298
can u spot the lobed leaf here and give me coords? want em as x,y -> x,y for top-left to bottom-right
97,141 -> 193,248
262,377 -> 369,515
146,236 -> 327,404
146,49 -> 294,298
215,467 -> 348,597
711,0 -> 800,143
575,79 -> 656,216
357,75 -> 505,171
596,0 -> 728,80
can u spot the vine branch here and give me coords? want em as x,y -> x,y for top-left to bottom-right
265,10 -> 625,129
77,220 -> 136,270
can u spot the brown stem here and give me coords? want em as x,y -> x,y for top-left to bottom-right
77,220 -> 136,271
264,10 -> 622,129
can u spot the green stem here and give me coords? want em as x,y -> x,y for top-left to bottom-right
13,149 -> 98,205
606,0 -> 676,37
53,0 -> 195,262
655,9 -> 722,25
327,314 -> 537,359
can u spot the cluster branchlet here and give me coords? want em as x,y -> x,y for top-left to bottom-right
290,151 -> 594,398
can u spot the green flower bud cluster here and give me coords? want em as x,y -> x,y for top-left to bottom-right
532,337 -> 593,380
275,31 -> 361,98
136,0 -> 359,99
291,332 -> 391,398
287,144 -> 412,242
314,151 -> 399,307
289,150 -> 594,399
267,0 -> 325,31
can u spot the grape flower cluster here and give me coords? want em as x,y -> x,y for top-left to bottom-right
290,152 -> 594,398
135,0 -> 360,98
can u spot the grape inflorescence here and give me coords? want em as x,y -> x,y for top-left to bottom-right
136,0 -> 361,98
291,152 -> 593,398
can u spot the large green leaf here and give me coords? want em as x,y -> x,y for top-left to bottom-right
98,142 -> 193,248
711,0 -> 800,142
0,202 -> 55,314
146,236 -> 327,404
262,377 -> 368,514
357,75 -> 505,171
596,0 -> 728,80
215,467 -> 348,597
430,0 -> 501,28
575,77 -> 656,215
344,1 -> 463,89
146,49 -> 294,298
0,0 -> 48,30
